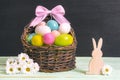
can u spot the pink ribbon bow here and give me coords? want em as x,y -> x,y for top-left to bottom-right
29,5 -> 70,27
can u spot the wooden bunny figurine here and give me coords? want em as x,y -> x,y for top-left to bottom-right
86,38 -> 104,75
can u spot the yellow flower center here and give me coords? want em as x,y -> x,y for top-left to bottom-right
18,67 -> 21,71
26,67 -> 30,72
9,61 -> 12,64
9,68 -> 13,72
17,62 -> 19,64
105,68 -> 109,72
22,57 -> 25,60
27,61 -> 30,64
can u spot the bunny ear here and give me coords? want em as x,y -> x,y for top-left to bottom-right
92,38 -> 96,49
97,38 -> 103,49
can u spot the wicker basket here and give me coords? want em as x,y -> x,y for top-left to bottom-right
21,16 -> 77,72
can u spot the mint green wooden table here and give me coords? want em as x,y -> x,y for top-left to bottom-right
0,57 -> 120,80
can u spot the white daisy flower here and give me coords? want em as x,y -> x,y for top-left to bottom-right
16,58 -> 21,65
33,62 -> 40,73
6,65 -> 16,74
18,53 -> 29,63
6,58 -> 17,66
22,64 -> 33,74
102,64 -> 112,75
25,59 -> 34,64
15,64 -> 22,73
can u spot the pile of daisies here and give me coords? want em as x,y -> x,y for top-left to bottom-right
6,53 -> 39,74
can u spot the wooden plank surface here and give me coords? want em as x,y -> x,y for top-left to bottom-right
0,57 -> 120,80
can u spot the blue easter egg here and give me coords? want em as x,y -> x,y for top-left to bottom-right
26,33 -> 35,43
47,20 -> 59,30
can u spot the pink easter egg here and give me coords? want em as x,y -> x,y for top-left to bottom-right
43,33 -> 55,45
35,26 -> 51,36
59,23 -> 71,33
37,21 -> 46,26
51,30 -> 60,38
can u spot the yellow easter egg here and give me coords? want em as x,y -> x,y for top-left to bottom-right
31,34 -> 43,46
55,34 -> 73,46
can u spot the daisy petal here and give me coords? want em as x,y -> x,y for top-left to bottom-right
33,62 -> 40,73
18,53 -> 29,63
6,65 -> 16,74
6,58 -> 17,66
102,64 -> 112,75
22,64 -> 33,74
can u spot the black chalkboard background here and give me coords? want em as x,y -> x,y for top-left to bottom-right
0,0 -> 120,57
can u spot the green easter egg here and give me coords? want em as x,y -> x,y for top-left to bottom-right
55,34 -> 73,46
26,33 -> 35,44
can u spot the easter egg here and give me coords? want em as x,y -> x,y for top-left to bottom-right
47,20 -> 59,30
35,26 -> 51,36
26,33 -> 35,43
37,21 -> 46,26
55,34 -> 73,46
43,33 -> 55,45
59,23 -> 71,33
51,30 -> 60,38
31,34 -> 43,46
